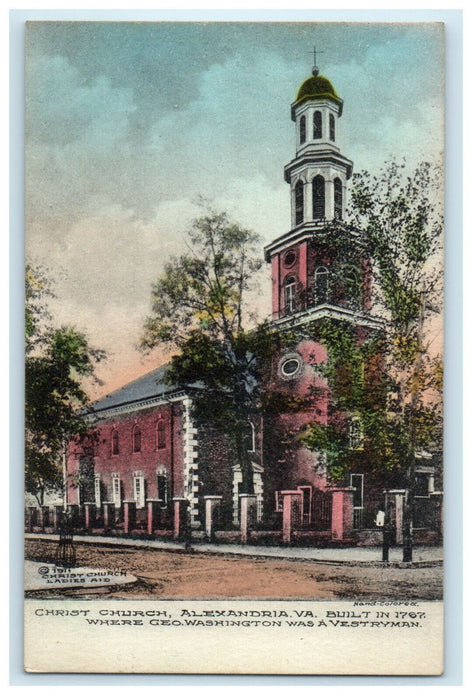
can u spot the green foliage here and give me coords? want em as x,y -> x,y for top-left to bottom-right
350,160 -> 442,335
25,264 -> 105,505
141,209 -> 263,349
301,160 -> 443,485
141,209 -> 280,493
300,319 -> 395,481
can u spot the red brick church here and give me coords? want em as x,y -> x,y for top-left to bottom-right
65,62 -> 442,545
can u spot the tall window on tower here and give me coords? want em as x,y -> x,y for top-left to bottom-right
314,266 -> 329,304
295,181 -> 304,225
313,111 -> 322,139
300,115 -> 306,144
284,276 -> 297,313
312,175 -> 325,219
343,266 -> 361,309
329,113 -> 335,141
334,178 -> 343,219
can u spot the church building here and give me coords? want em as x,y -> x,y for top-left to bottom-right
65,60 -> 442,545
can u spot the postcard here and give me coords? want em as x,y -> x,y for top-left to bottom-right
24,20 -> 444,675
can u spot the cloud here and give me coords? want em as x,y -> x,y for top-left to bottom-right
25,26 -> 444,396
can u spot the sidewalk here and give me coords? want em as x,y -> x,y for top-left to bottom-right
25,533 -> 443,566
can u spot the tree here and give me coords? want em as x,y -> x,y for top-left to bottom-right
351,160 -> 443,560
141,209 -> 280,495
25,264 -> 105,506
302,160 -> 443,559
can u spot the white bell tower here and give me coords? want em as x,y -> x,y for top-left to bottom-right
285,57 -> 353,229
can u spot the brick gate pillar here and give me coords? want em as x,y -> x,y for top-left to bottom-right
281,490 -> 302,545
102,502 -> 115,529
204,495 -> 223,541
173,497 -> 189,540
123,501 -> 136,535
239,494 -> 257,544
84,502 -> 96,530
147,499 -> 163,536
328,487 -> 355,541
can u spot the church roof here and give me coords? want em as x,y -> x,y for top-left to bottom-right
295,74 -> 341,107
88,364 -> 199,413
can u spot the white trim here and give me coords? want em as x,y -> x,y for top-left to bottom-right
232,462 -> 264,525
94,473 -> 101,509
182,398 -> 200,528
111,474 -> 121,509
272,303 -> 384,331
86,391 -> 189,422
156,467 -> 168,505
133,474 -> 146,509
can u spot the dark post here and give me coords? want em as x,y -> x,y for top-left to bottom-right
183,500 -> 192,552
402,492 -> 413,563
382,522 -> 391,562
55,511 -> 76,567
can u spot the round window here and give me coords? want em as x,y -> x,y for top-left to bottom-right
283,250 -> 296,268
279,353 -> 303,380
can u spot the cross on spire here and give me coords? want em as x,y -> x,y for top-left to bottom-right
310,45 -> 324,76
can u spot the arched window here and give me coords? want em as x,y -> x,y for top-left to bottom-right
312,175 -> 325,219
343,266 -> 361,308
111,429 -> 119,456
284,275 -> 297,313
313,110 -> 322,139
314,266 -> 329,304
156,420 -> 166,450
132,425 -> 141,453
334,178 -> 343,219
295,181 -> 304,225
244,421 -> 256,453
349,417 -> 363,450
329,113 -> 335,141
300,115 -> 306,144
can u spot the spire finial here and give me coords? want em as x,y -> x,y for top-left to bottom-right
310,45 -> 324,76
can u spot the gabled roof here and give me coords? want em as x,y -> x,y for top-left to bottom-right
88,364 -> 199,414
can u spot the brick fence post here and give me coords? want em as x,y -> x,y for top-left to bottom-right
204,495 -> 223,541
173,498 -> 189,540
123,501 -> 136,535
84,502 -> 96,530
102,502 -> 116,530
146,499 -> 163,536
328,487 -> 355,541
239,494 -> 257,544
281,490 -> 302,545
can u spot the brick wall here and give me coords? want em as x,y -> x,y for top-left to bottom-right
67,400 -> 185,512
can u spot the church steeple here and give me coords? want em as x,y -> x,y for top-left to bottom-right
264,61 -> 379,329
286,66 -> 353,227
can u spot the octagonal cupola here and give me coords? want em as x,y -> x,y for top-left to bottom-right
285,63 -> 353,228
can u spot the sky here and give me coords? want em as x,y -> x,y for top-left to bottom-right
25,21 -> 444,398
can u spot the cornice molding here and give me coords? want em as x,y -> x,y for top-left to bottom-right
271,304 -> 385,331
85,390 -> 189,422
